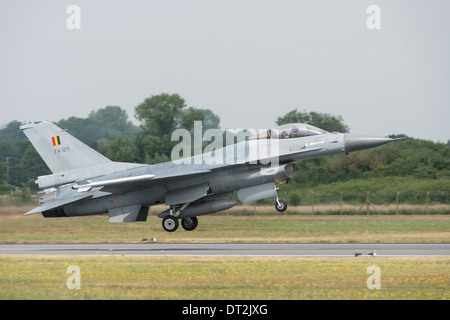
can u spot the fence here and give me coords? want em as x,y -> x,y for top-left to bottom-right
1,189 -> 449,215
241,190 -> 450,215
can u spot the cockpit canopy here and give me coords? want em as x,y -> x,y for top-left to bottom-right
249,123 -> 328,140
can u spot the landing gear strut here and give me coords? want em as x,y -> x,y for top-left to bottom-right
273,185 -> 288,212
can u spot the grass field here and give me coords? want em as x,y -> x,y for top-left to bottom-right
1,205 -> 448,300
0,205 -> 449,243
0,255 -> 448,300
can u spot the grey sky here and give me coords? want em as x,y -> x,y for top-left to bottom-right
1,0 -> 449,142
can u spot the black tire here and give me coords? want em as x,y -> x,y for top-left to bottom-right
162,216 -> 179,232
275,199 -> 287,212
181,217 -> 198,231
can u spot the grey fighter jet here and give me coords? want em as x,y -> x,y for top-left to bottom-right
21,121 -> 393,232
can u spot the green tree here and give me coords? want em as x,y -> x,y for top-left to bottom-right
199,109 -> 221,131
178,107 -> 206,132
98,136 -> 139,163
0,139 -> 21,162
0,120 -> 25,141
57,106 -> 137,149
11,145 -> 50,190
135,93 -> 187,135
135,93 -> 186,163
134,93 -> 220,164
89,106 -> 137,138
276,109 -> 349,133
0,139 -> 33,188
57,117 -> 99,148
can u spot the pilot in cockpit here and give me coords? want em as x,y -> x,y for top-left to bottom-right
248,123 -> 328,140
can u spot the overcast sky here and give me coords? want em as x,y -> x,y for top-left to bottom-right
1,0 -> 449,142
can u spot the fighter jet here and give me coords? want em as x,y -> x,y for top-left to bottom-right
21,121 -> 393,232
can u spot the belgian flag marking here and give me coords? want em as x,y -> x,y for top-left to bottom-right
52,136 -> 61,146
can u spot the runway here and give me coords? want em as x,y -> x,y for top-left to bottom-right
0,243 -> 449,257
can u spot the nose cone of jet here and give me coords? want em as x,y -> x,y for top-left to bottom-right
344,134 -> 393,153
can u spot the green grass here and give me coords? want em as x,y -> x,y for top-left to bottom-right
0,256 -> 448,300
1,206 -> 449,243
1,206 -> 449,300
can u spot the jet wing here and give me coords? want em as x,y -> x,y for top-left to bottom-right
96,169 -> 212,194
151,168 -> 212,182
23,193 -> 93,216
72,174 -> 155,191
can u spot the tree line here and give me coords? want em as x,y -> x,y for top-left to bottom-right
0,93 -> 449,203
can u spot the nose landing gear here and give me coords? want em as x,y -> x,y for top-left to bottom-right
275,198 -> 288,212
274,185 -> 288,212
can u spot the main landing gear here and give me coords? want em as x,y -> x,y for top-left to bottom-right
181,216 -> 198,231
162,215 -> 178,232
162,203 -> 197,232
162,215 -> 198,232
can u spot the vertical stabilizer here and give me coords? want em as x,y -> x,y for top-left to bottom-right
20,121 -> 111,173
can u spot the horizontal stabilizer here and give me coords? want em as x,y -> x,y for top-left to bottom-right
23,193 -> 93,216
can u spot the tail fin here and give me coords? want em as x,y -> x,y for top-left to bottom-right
20,121 -> 111,173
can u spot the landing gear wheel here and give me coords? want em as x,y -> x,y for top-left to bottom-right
275,199 -> 288,212
162,216 -> 179,232
181,217 -> 198,231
